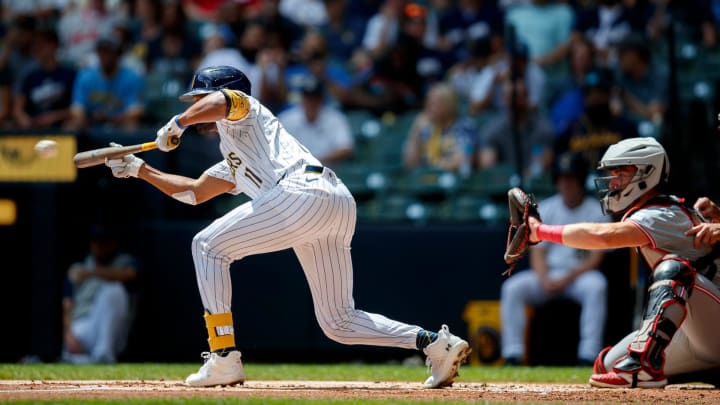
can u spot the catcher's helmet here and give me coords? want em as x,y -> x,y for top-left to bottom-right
594,137 -> 669,214
180,66 -> 251,102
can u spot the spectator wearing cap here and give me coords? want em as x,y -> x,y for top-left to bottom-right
554,67 -> 638,175
277,76 -> 354,167
500,151 -> 609,367
468,41 -> 547,115
13,28 -> 77,129
65,35 -> 145,131
614,34 -> 667,125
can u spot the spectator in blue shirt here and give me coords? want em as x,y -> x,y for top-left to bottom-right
13,29 -> 76,130
66,35 -> 145,131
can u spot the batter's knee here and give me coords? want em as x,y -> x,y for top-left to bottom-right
316,312 -> 355,344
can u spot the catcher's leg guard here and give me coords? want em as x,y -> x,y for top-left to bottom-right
601,258 -> 695,387
593,346 -> 612,374
204,311 -> 235,352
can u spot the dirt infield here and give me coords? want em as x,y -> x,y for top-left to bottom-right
0,380 -> 718,403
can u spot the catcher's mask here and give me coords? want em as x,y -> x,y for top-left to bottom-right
594,137 -> 669,215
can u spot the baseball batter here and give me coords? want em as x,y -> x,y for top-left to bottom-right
527,137 -> 720,388
103,66 -> 470,388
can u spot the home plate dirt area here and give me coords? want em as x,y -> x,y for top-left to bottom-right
0,380 -> 719,403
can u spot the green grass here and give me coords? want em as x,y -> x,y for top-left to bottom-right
0,363 -> 590,383
0,363 -> 597,404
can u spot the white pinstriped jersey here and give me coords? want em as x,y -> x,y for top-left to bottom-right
204,91 -> 321,199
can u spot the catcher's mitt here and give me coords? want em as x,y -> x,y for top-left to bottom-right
503,187 -> 541,276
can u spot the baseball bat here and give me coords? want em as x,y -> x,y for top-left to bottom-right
73,136 -> 180,168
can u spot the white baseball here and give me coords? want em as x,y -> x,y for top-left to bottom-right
34,139 -> 59,159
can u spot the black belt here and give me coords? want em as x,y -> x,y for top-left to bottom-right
304,165 -> 324,174
277,165 -> 325,184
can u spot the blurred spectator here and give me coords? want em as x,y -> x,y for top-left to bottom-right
133,0 -> 164,45
2,0 -> 62,28
477,77 -> 554,178
66,35 -> 145,131
571,0 -> 650,67
403,82 -> 478,174
448,36 -> 495,101
146,27 -> 198,80
196,22 -> 261,98
614,34 -> 667,125
57,0 -> 121,68
398,3 -> 454,90
0,15 -> 37,84
554,67 -> 638,175
279,0 -> 328,27
340,37 -> 425,114
504,0 -> 574,69
319,0 -> 368,62
500,151 -> 608,366
548,37 -> 597,134
648,0 -> 716,48
468,41 -> 546,116
436,0 -> 504,62
250,0 -> 304,53
0,16 -> 37,127
108,18 -> 147,76
62,224 -> 139,364
160,0 -> 191,35
286,30 -> 353,107
182,0 -> 227,22
277,76 -> 354,167
362,0 -> 407,59
12,28 -> 76,129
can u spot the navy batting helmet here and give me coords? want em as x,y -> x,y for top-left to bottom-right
180,66 -> 251,102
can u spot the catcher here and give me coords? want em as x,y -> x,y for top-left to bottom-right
504,137 -> 720,388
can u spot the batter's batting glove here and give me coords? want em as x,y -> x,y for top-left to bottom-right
156,114 -> 185,152
105,143 -> 145,178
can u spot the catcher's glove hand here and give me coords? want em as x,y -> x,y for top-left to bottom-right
503,187 -> 541,276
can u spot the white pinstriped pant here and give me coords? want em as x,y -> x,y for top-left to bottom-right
191,167 -> 421,349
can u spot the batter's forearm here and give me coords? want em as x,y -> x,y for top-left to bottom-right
176,91 -> 228,127
138,164 -> 198,198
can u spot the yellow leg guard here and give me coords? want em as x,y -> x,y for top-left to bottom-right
204,311 -> 235,352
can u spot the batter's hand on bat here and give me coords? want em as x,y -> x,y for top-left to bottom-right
156,115 -> 185,152
105,142 -> 145,178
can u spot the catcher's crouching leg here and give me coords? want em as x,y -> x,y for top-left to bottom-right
590,257 -> 695,388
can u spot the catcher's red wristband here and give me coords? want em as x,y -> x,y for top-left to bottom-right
537,224 -> 564,244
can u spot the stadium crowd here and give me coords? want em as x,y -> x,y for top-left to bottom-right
2,0 -> 718,214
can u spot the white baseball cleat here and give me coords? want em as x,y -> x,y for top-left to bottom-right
185,351 -> 246,387
422,324 -> 471,388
